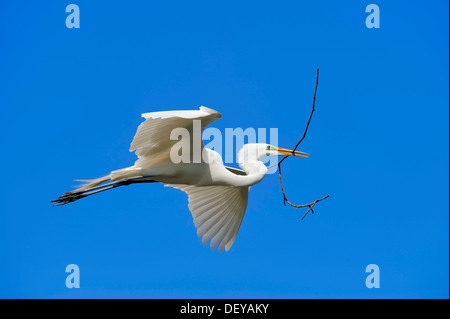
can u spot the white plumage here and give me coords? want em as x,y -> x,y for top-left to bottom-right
52,106 -> 308,251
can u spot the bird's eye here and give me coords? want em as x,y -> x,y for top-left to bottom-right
266,145 -> 271,151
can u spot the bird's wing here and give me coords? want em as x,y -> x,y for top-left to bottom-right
130,106 -> 221,166
166,184 -> 249,252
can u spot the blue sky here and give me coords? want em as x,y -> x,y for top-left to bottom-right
0,1 -> 448,298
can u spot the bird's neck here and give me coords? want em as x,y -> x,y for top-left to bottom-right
219,160 -> 267,188
227,149 -> 268,187
238,160 -> 268,186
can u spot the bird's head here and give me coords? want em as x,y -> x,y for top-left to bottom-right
263,144 -> 309,158
238,143 -> 308,163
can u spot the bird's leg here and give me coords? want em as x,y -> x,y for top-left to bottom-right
51,176 -> 157,206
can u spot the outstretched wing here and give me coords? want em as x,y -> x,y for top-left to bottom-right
166,184 -> 249,252
130,106 -> 221,166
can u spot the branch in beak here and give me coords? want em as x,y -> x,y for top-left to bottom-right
277,147 -> 309,158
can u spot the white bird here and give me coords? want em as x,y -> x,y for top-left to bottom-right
52,106 -> 308,251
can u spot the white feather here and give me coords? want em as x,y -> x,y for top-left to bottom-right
167,184 -> 249,251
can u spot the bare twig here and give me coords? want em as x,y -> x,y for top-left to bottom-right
277,68 -> 329,220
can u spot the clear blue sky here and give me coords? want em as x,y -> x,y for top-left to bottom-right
0,1 -> 448,298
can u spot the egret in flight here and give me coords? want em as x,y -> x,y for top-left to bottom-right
52,106 -> 308,251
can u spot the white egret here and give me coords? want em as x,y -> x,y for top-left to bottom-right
52,106 -> 308,251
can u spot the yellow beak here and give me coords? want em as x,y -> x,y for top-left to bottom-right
277,147 -> 309,158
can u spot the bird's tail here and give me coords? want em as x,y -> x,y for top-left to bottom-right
73,175 -> 111,193
51,167 -> 154,206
